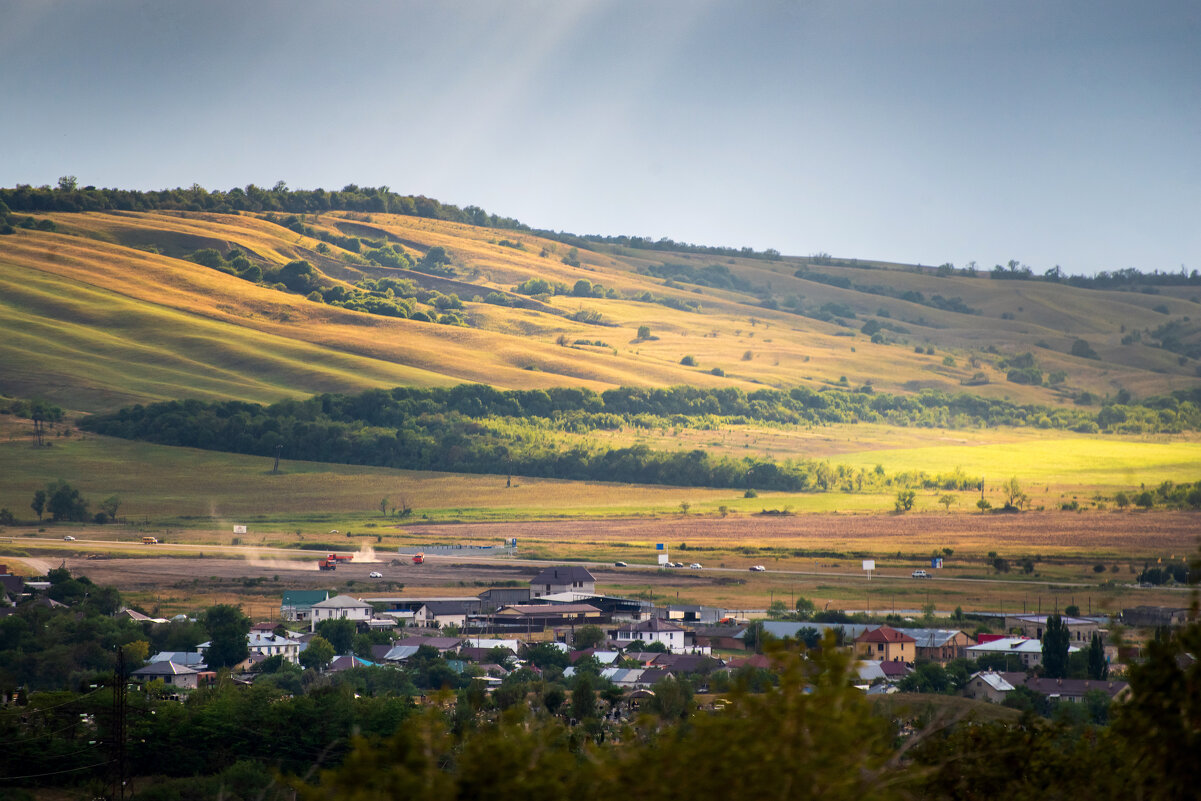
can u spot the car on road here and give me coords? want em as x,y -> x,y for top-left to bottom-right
368,571 -> 383,578
749,565 -> 766,572
689,563 -> 703,570
63,535 -> 76,541
614,561 -> 628,567
911,569 -> 930,578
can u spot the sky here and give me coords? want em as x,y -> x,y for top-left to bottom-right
1,0 -> 1198,274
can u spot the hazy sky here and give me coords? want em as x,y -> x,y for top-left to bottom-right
2,1 -> 1197,273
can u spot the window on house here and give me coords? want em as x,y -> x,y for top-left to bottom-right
877,643 -> 884,653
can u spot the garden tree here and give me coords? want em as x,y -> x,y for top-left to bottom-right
1135,491 -> 1154,509
99,495 -> 120,521
524,641 -> 570,672
895,489 -> 916,512
542,685 -> 566,715
977,498 -> 992,513
201,604 -> 252,668
45,480 -> 88,521
571,671 -> 597,720
767,600 -> 789,619
898,662 -> 951,694
636,324 -> 651,340
1002,476 -> 1023,509
1041,613 -> 1070,678
741,620 -> 770,652
1087,632 -> 1108,680
1115,491 -> 1130,509
30,489 -> 46,521
573,624 -> 606,650
794,596 -> 816,620
300,635 -> 335,670
938,494 -> 957,511
316,618 -> 356,654
644,675 -> 693,721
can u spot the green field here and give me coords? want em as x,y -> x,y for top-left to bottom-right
845,436 -> 1201,489
2,416 -> 1196,526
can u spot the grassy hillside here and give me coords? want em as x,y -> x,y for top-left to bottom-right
2,208 -> 1198,413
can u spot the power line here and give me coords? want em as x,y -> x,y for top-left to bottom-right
0,685 -> 106,716
0,760 -> 114,782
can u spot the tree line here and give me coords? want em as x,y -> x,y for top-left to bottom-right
75,382 -> 1201,493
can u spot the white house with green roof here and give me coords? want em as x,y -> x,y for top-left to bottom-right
280,590 -> 332,622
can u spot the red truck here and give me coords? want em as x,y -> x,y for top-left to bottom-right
411,552 -> 425,565
326,553 -> 354,563
318,559 -> 337,571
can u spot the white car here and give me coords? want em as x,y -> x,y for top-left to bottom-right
912,569 -> 930,578
689,563 -> 703,570
63,535 -> 76,542
749,565 -> 766,572
368,571 -> 383,578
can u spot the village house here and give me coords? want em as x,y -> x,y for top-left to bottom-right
1120,606 -> 1190,628
309,594 -> 375,631
610,617 -> 687,652
280,590 -> 332,623
490,603 -> 607,631
131,660 -> 202,690
477,587 -> 531,613
530,566 -> 595,598
248,631 -> 302,664
413,600 -> 479,629
964,670 -> 1130,704
965,637 -> 1082,669
963,671 -> 1018,703
855,626 -> 916,663
903,628 -> 975,663
692,625 -> 747,651
1004,614 -> 1100,644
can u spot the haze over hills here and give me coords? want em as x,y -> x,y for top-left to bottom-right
1,186 -> 1199,415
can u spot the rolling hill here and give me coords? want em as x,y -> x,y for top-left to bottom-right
1,198 -> 1199,416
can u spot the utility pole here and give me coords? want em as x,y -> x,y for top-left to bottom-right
111,647 -> 128,801
272,443 -> 284,474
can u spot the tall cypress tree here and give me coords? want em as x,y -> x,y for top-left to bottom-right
1087,632 -> 1108,680
1042,613 -> 1070,678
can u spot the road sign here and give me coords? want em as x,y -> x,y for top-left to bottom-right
233,525 -> 247,534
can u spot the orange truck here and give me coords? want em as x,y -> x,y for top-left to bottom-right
326,553 -> 354,563
411,553 -> 425,565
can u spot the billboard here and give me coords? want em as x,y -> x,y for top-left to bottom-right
233,525 -> 247,534
656,543 -> 665,551
862,559 -> 875,571
658,553 -> 669,565
931,556 -> 944,569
